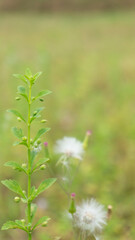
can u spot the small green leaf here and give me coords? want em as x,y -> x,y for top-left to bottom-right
32,216 -> 50,230
17,86 -> 28,102
36,178 -> 56,197
30,150 -> 37,166
12,127 -> 23,139
1,220 -> 26,231
33,72 -> 42,80
32,158 -> 49,172
25,68 -> 32,78
7,109 -> 26,123
1,179 -> 26,198
13,141 -> 28,147
30,107 -> 44,123
13,74 -> 27,83
34,90 -> 52,101
31,204 -> 37,221
4,161 -> 27,174
33,128 -> 50,143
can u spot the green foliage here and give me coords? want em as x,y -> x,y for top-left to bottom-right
33,90 -> 52,102
7,109 -> 26,123
33,128 -> 50,143
12,127 -> 23,139
32,158 -> 49,172
29,178 -> 56,201
1,179 -> 26,198
17,85 -> 28,102
32,216 -> 50,230
4,161 -> 27,174
1,220 -> 27,232
2,68 -> 55,240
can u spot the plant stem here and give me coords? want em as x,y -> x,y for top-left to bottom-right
27,84 -> 32,240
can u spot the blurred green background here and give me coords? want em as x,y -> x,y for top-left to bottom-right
0,1 -> 135,240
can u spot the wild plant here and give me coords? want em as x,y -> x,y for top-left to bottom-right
1,68 -> 56,240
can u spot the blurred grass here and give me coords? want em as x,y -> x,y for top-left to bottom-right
0,11 -> 135,240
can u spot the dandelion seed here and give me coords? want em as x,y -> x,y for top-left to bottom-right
54,137 -> 84,160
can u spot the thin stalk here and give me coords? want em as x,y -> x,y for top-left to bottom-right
27,83 -> 32,240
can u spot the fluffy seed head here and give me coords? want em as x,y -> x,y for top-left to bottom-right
73,199 -> 107,236
54,137 -> 84,160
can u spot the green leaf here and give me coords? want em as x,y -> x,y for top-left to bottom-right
33,128 -> 50,143
17,86 -> 28,102
29,186 -> 37,201
13,141 -> 28,147
32,158 -> 49,172
31,204 -> 37,221
30,107 -> 44,123
1,179 -> 26,198
34,90 -> 52,101
30,150 -> 37,166
25,68 -> 32,78
36,178 -> 56,197
12,127 -> 23,139
4,161 -> 27,174
7,109 -> 26,123
32,216 -> 50,230
13,74 -> 27,84
33,72 -> 42,80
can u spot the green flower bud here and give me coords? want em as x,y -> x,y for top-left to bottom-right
42,221 -> 47,227
40,164 -> 46,170
30,139 -> 33,144
14,196 -> 20,203
17,117 -> 21,122
37,139 -> 41,144
32,97 -> 35,101
15,97 -> 21,101
33,111 -> 37,116
22,163 -> 27,168
39,98 -> 44,102
21,219 -> 25,224
22,136 -> 27,141
69,198 -> 76,214
23,190 -> 26,195
41,119 -> 47,123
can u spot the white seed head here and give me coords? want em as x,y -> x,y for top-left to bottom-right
73,199 -> 107,236
54,137 -> 84,160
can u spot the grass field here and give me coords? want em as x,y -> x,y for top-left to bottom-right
0,11 -> 135,240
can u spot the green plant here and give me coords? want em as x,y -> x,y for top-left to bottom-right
1,68 -> 56,240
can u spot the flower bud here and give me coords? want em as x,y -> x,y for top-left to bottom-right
22,163 -> 27,168
30,139 -> 33,144
15,97 -> 21,101
83,130 -> 92,150
39,98 -> 44,102
69,193 -> 76,214
17,117 -> 21,122
37,139 -> 41,144
107,205 -> 112,220
41,119 -> 47,123
42,221 -> 47,227
22,136 -> 27,142
21,219 -> 25,224
14,196 -> 20,203
33,111 -> 37,116
40,164 -> 46,170
44,142 -> 49,158
23,190 -> 26,195
32,97 -> 35,101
